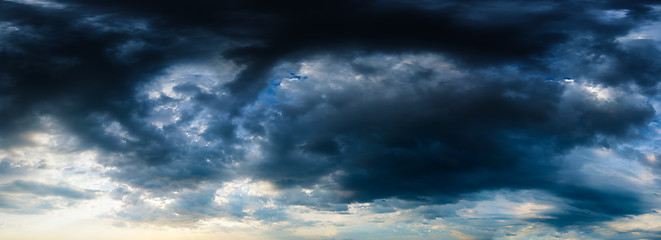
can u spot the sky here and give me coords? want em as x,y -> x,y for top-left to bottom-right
2,0 -> 661,239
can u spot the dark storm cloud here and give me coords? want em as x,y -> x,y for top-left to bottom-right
545,186 -> 647,226
54,0 -> 661,103
1,0 -> 661,228
0,0 -> 239,188
241,54 -> 655,225
548,37 -> 661,95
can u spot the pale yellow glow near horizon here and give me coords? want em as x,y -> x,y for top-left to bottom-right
0,220 -> 250,240
0,207 -> 266,240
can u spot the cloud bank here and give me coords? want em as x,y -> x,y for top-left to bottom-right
2,0 -> 661,239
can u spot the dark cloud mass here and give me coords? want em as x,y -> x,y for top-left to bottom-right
1,0 -> 661,237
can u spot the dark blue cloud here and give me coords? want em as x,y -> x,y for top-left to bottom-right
240,54 -> 655,225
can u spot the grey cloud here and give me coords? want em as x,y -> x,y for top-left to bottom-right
0,180 -> 95,215
0,193 -> 58,214
0,159 -> 26,175
0,180 -> 96,199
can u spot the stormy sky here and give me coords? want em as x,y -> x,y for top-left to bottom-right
2,0 -> 661,239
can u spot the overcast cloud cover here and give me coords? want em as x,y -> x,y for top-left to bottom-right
2,0 -> 661,239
